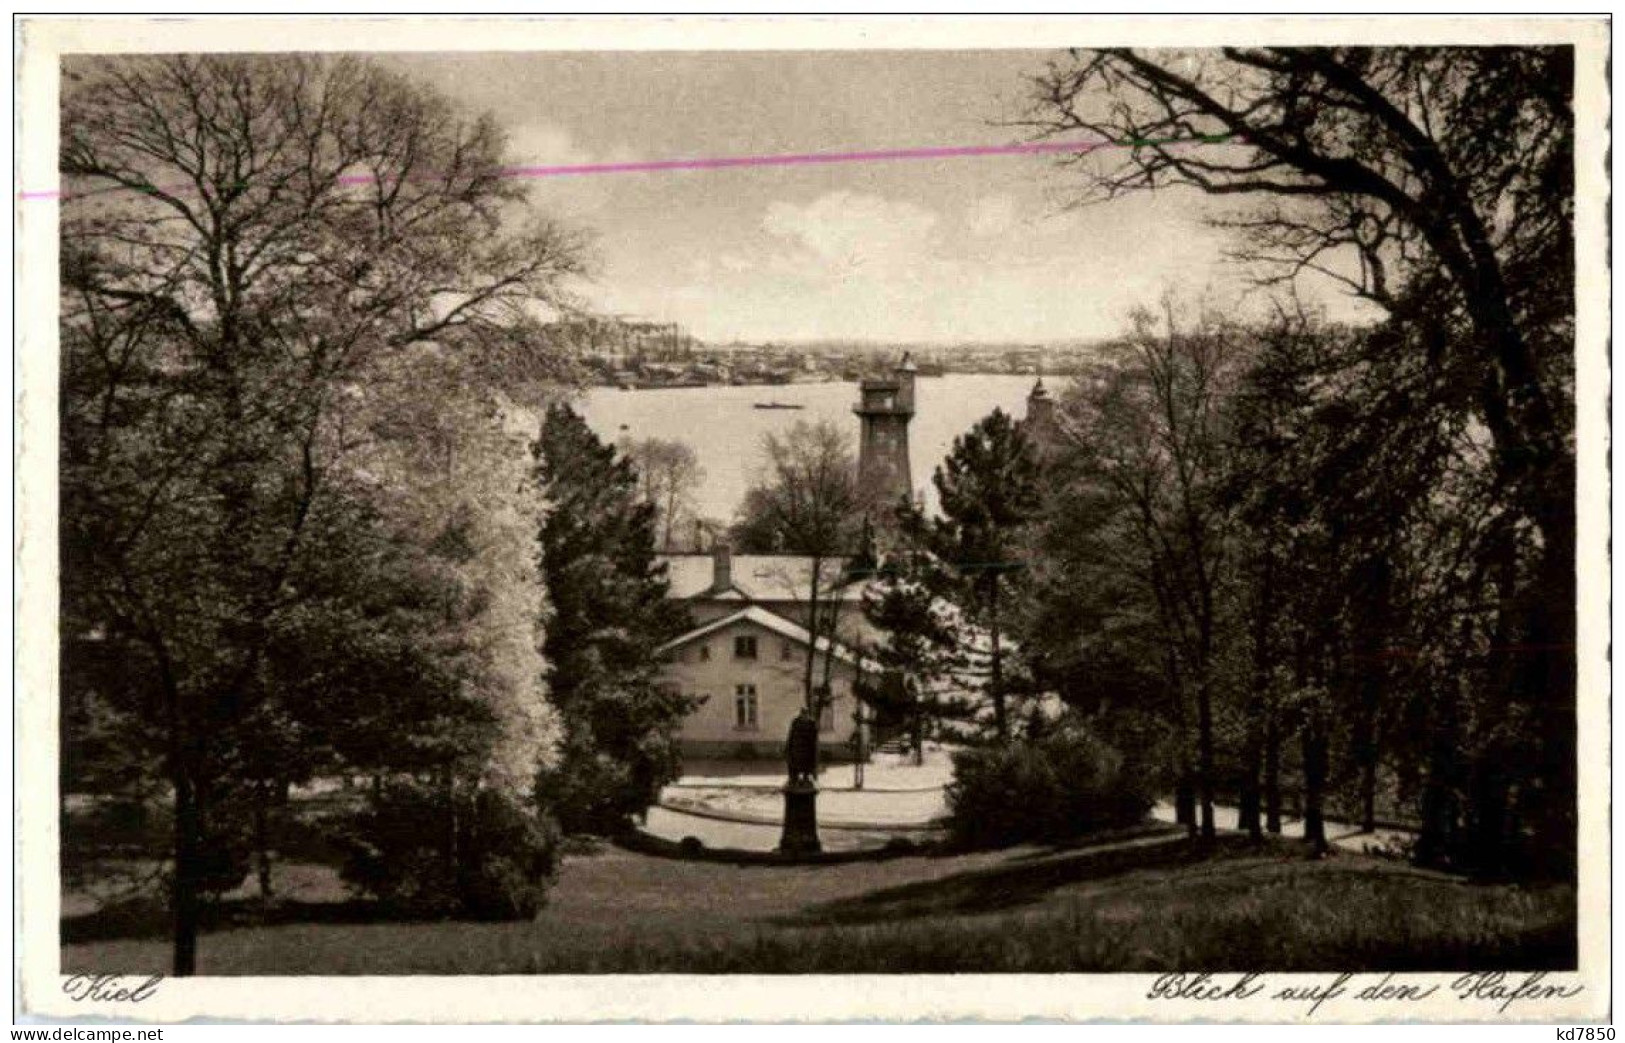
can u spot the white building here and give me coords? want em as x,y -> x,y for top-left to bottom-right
655,546 -> 872,761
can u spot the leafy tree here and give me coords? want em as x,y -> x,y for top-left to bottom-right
619,437 -> 705,551
1021,402 -> 1187,814
857,511 -> 970,764
1229,306 -> 1544,873
1040,301 -> 1245,838
1028,45 -> 1575,874
58,53 -> 583,973
533,403 -> 693,833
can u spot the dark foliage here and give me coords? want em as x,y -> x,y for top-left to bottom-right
340,783 -> 560,921
945,725 -> 1154,849
916,409 -> 1044,742
534,403 -> 695,834
1023,46 -> 1576,879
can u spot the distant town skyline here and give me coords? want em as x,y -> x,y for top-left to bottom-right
389,51 -> 1379,344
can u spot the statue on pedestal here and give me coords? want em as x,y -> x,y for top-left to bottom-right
786,705 -> 819,784
779,706 -> 822,856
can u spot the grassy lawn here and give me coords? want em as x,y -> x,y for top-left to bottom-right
62,833 -> 1574,975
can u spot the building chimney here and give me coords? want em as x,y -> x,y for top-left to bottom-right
711,542 -> 733,593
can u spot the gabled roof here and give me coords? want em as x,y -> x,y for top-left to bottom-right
660,554 -> 869,603
655,605 -> 863,666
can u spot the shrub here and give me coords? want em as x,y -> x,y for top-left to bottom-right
194,829 -> 252,898
535,746 -> 643,836
341,782 -> 560,920
62,796 -> 166,871
945,725 -> 1153,848
560,834 -> 608,856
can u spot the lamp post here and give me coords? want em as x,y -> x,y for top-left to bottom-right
851,705 -> 867,790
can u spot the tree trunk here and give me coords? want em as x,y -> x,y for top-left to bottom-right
1354,558 -> 1389,834
1297,634 -> 1328,857
1263,710 -> 1282,835
444,768 -> 459,889
1467,534 -> 1524,878
987,575 -> 1007,743
819,596 -> 842,695
1159,636 -> 1196,831
1469,759 -> 1510,879
1164,624 -> 1195,834
1300,714 -> 1326,851
1238,738 -> 1262,841
1174,774 -> 1197,831
1417,687 -> 1459,869
1241,556 -> 1272,842
253,780 -> 274,902
817,592 -> 846,777
1524,505 -> 1577,878
1302,706 -> 1329,858
802,557 -> 823,710
1196,672 -> 1216,841
171,764 -> 200,977
1193,545 -> 1218,841
1357,710 -> 1378,834
1418,616 -> 1472,869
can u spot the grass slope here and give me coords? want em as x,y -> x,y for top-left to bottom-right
62,834 -> 1574,975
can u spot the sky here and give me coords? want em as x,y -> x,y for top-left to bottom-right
387,51 -> 1370,345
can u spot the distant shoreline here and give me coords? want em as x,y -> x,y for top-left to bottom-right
586,370 -> 1050,391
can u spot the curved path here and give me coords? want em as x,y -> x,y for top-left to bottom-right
659,785 -> 947,829
1149,801 -> 1414,854
644,797 -> 1412,857
641,805 -> 937,854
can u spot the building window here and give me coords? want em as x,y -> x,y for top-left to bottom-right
699,644 -> 710,662
734,635 -> 758,660
781,640 -> 795,661
734,684 -> 759,730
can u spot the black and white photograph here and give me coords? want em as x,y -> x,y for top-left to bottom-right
15,13 -> 1610,1025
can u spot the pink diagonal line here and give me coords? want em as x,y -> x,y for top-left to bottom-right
25,135 -> 1228,202
493,138 -> 1122,180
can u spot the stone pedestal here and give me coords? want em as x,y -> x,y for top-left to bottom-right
778,778 -> 821,856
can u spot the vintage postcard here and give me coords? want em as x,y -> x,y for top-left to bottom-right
15,14 -> 1611,1025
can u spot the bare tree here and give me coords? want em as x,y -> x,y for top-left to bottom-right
620,437 -> 705,551
736,420 -> 865,712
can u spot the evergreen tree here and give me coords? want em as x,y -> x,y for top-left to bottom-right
857,508 -> 970,764
533,403 -> 693,833
927,408 -> 1043,743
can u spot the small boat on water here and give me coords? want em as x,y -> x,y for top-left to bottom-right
753,401 -> 805,410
